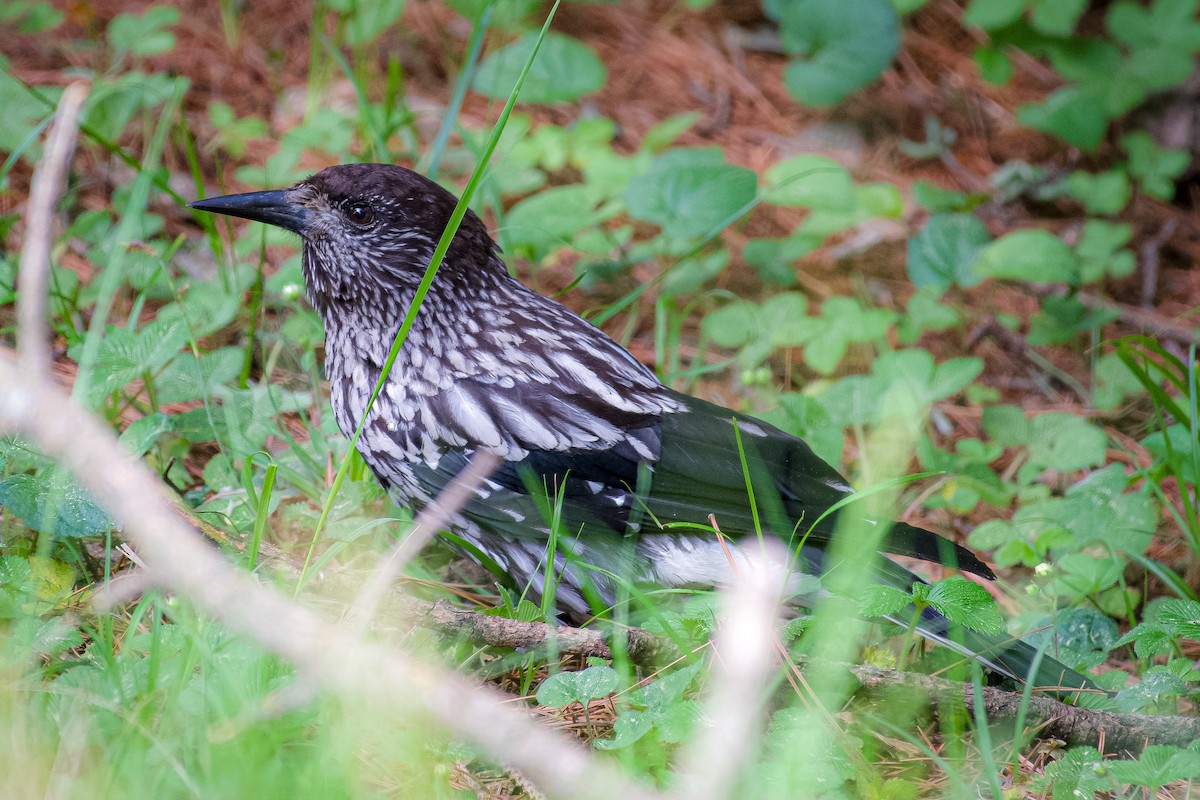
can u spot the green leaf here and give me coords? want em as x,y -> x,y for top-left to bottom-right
870,350 -> 983,411
1022,609 -> 1113,671
626,149 -> 756,240
799,297 -> 896,375
911,182 -> 976,213
982,405 -> 1030,445
701,292 -> 812,366
155,348 -> 242,404
921,578 -> 1004,634
897,288 -> 961,343
757,393 -> 843,466
504,184 -> 612,261
1029,0 -> 1085,35
906,213 -> 990,291
1065,170 -> 1131,216
1076,220 -> 1135,283
535,665 -> 618,707
964,0 -> 1025,29
72,318 -> 191,406
1157,598 -> 1200,641
0,468 -> 114,538
1039,464 -> 1157,554
340,0 -> 406,47
117,412 -> 174,458
973,45 -> 1014,84
474,32 -> 606,104
1093,352 -> 1145,411
1108,745 -> 1200,789
859,584 -> 912,618
1115,666 -> 1188,712
1027,295 -> 1119,345
1025,412 -> 1108,472
1017,88 -> 1109,151
662,249 -> 730,295
768,0 -> 900,107
975,229 -> 1077,284
765,155 -> 856,210
1122,131 -> 1189,200
107,6 -> 179,57
742,235 -> 819,286
1033,747 -> 1105,798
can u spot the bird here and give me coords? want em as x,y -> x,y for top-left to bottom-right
189,163 -> 1097,694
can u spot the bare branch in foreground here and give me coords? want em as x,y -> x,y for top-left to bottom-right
671,541 -> 789,800
0,351 -> 661,800
349,449 -> 502,635
844,661 -> 1199,757
17,82 -> 89,378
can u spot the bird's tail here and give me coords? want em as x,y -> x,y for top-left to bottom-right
893,605 -> 1101,697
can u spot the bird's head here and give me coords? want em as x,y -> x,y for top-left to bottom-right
188,163 -> 500,310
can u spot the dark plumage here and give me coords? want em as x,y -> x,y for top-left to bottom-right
190,163 -> 1096,693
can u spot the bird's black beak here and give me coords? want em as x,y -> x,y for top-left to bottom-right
187,189 -> 309,234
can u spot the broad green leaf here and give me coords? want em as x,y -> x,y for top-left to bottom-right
1108,745 -> 1200,788
858,584 -> 912,618
0,468 -> 114,538
1156,599 -> 1200,641
1029,0 -> 1085,35
1027,295 -> 1118,345
1039,464 -> 1157,554
758,393 -> 843,465
1076,220 -> 1135,283
340,0 -> 406,46
742,235 -> 820,286
662,249 -> 729,295
906,213 -> 990,290
1033,747 -> 1106,798
1065,170 -> 1131,216
73,318 -> 191,405
897,288 -> 961,343
118,412 -> 174,458
918,578 -> 1004,634
768,0 -> 900,107
765,155 -> 855,210
975,229 -> 1078,284
1122,131 -> 1189,200
701,293 -> 812,366
799,297 -> 896,375
155,348 -> 242,404
626,149 -> 756,240
1018,88 -> 1109,152
107,6 -> 179,57
1115,666 -> 1187,712
474,32 -> 606,104
982,405 -> 1029,445
504,184 -> 612,261
535,665 -> 618,707
964,0 -> 1025,29
1024,412 -> 1107,472
1093,352 -> 1145,411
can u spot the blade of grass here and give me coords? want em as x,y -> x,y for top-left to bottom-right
71,82 -> 186,407
295,0 -> 566,592
424,2 -> 494,179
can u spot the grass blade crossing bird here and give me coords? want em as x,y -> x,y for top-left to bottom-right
190,163 -> 1097,694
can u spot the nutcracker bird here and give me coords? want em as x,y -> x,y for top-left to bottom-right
190,163 -> 1096,693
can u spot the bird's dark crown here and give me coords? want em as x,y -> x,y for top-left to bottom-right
286,164 -> 503,300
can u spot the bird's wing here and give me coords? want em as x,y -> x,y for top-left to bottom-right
415,378 -> 991,579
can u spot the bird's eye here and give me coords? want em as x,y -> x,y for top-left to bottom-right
346,203 -> 374,227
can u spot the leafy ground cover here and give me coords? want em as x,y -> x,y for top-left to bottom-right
1,0 -> 1199,797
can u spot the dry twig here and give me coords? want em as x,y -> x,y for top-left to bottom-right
17,82 -> 88,378
671,541 -> 789,800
